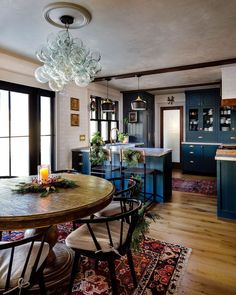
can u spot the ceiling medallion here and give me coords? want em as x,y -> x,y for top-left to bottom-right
43,2 -> 91,29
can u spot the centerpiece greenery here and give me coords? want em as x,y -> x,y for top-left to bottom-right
13,176 -> 78,197
90,132 -> 107,166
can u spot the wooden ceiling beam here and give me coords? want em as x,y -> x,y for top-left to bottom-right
94,58 -> 236,81
121,82 -> 221,93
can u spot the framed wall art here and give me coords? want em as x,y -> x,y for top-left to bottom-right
70,97 -> 80,111
129,111 -> 137,123
71,114 -> 80,126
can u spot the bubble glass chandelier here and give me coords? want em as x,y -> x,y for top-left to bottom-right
35,3 -> 101,92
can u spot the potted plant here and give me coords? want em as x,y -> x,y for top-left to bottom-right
90,132 -> 107,166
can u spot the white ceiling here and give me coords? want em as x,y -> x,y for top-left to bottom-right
1,0 -> 236,94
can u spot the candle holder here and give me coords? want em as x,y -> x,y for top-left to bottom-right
38,164 -> 51,184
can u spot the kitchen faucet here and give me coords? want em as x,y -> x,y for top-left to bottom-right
110,128 -> 119,143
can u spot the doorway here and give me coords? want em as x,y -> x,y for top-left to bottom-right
160,106 -> 183,168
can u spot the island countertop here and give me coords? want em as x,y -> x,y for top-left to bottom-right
215,148 -> 236,161
108,146 -> 172,157
77,146 -> 172,157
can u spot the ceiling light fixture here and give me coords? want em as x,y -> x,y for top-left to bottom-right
34,2 -> 101,92
131,75 -> 146,111
102,79 -> 114,112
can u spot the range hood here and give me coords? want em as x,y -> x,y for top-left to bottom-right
221,65 -> 236,106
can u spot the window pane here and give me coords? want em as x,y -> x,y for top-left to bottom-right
0,90 -> 9,137
11,92 -> 29,136
41,136 -> 51,166
11,137 -> 29,176
101,121 -> 108,141
111,122 -> 118,130
41,96 -> 51,135
0,138 -> 9,176
90,121 -> 98,141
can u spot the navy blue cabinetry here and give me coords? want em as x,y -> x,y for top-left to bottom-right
217,159 -> 236,220
72,149 -> 90,174
186,89 -> 220,142
218,107 -> 236,143
182,143 -> 218,174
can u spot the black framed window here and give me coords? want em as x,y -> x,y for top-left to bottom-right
0,81 -> 55,176
90,96 -> 119,143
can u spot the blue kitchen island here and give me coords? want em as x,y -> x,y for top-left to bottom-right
215,147 -> 236,220
73,145 -> 172,203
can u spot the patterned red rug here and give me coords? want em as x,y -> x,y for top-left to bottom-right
172,177 -> 217,195
2,223 -> 191,295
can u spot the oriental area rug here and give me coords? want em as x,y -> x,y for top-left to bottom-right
172,177 -> 217,196
2,224 -> 192,295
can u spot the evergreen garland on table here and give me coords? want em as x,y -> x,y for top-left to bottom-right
13,176 -> 78,197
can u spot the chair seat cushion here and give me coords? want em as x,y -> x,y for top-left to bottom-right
0,242 -> 49,288
65,220 -> 129,252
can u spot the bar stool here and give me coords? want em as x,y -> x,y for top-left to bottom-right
90,147 -> 120,178
120,149 -> 157,204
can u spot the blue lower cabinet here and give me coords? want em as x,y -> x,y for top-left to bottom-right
217,160 -> 236,220
202,145 -> 218,174
182,144 -> 218,174
218,132 -> 236,143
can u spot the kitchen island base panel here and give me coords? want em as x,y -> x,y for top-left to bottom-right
217,160 -> 236,220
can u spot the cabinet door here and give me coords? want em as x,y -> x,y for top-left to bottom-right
186,91 -> 202,107
202,145 -> 218,174
72,150 -> 83,172
201,89 -> 220,107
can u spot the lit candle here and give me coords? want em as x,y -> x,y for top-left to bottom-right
39,167 -> 49,183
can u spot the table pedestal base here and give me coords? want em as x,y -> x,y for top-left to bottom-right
30,243 -> 74,294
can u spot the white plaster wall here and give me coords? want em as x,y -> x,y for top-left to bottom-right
0,52 -> 122,170
221,65 -> 236,99
155,93 -> 186,148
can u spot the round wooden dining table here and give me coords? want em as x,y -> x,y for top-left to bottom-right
0,173 -> 115,294
0,173 -> 115,231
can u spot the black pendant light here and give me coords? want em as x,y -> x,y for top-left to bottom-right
131,75 -> 146,110
102,79 -> 114,112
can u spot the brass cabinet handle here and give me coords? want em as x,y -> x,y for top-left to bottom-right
189,152 -> 194,154
189,145 -> 194,147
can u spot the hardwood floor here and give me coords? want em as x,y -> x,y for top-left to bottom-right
149,171 -> 236,295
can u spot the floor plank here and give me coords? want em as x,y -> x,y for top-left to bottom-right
148,171 -> 236,295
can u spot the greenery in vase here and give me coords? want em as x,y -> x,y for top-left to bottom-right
90,132 -> 107,166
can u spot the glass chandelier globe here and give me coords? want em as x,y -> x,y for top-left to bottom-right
35,15 -> 101,92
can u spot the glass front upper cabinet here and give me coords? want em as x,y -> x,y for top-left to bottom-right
220,107 -> 233,132
189,109 -> 198,131
203,108 -> 214,132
